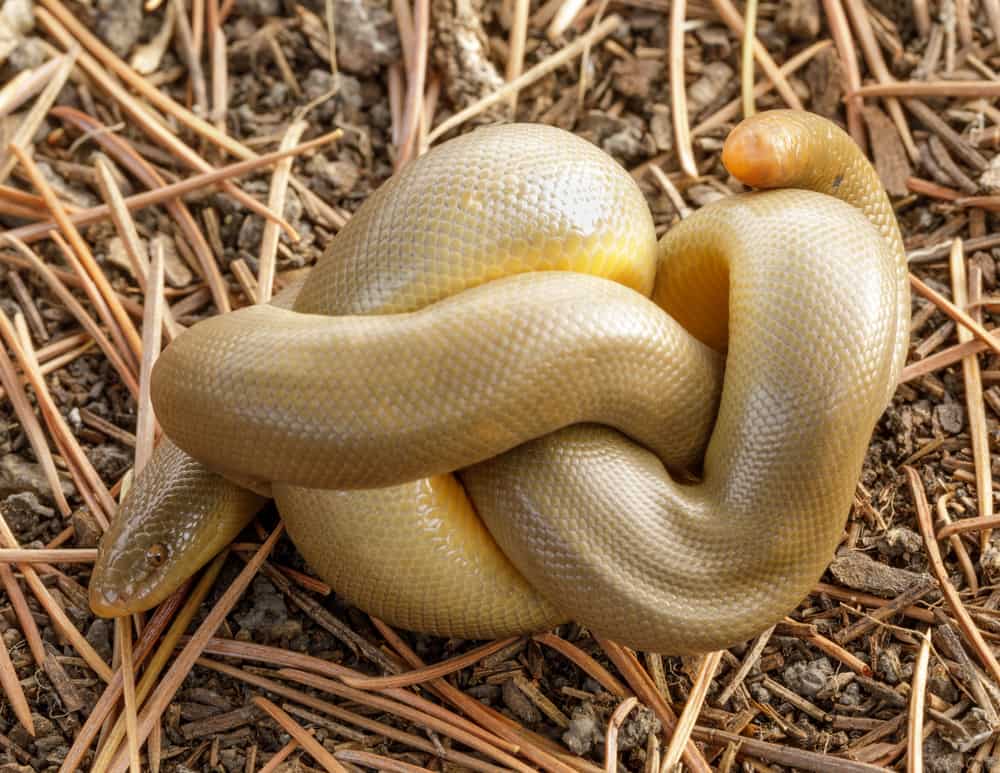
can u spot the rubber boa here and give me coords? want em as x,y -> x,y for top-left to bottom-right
90,110 -> 908,654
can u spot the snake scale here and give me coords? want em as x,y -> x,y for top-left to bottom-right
90,110 -> 908,655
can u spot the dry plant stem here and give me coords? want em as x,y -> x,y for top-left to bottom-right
0,563 -> 45,673
669,0 -> 697,178
604,697 -> 638,772
835,580 -> 936,644
0,306 -> 116,524
341,637 -> 519,690
92,156 -> 181,340
324,0 -> 338,78
417,74 -> 440,155
986,0 -> 1000,46
279,668 -> 551,773
937,494 -> 978,592
938,514 -> 1000,538
596,639 -> 712,773
3,127 -> 342,246
813,582 -> 936,623
661,650 -> 723,772
0,56 -> 64,119
575,0 -> 611,112
904,466 -> 1000,685
136,243 -> 166,474
65,567 -> 218,773
0,508 -> 113,682
36,5 -> 299,246
905,99 -> 989,172
426,15 -> 622,144
257,121 -> 306,302
804,629 -> 871,676
532,633 -> 630,697
55,108 -> 230,316
334,750 -> 433,773
8,270 -> 48,343
691,726 -> 887,772
547,0 -> 586,39
10,145 -> 144,362
0,548 -> 97,563
258,738 -> 300,773
117,617 -> 143,773
200,660 -> 512,773
855,81 -> 1000,98
708,0 -> 802,110
0,49 -> 78,185
956,0 -> 972,48
648,166 -> 690,218
507,0 -> 530,109
371,619 -> 581,773
49,229 -> 138,380
210,22 -> 228,130
740,0 -> 758,118
950,239 -> 993,545
911,0 -> 930,36
106,529 -> 283,773
0,621 -> 33,736
253,697 -> 347,772
907,632 -> 931,773
392,0 -> 415,72
820,0 -> 867,150
909,273 -> 1000,357
899,336 -> 996,383
0,340 -> 96,403
231,258 -> 259,300
0,336 -> 70,516
396,0 -> 429,166
716,624 -> 774,705
187,634 -> 518,760
388,64 -> 404,146
841,0 -> 917,160
0,236 -> 140,397
171,0 -> 208,117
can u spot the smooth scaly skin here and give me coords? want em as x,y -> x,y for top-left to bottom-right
92,112 -> 908,654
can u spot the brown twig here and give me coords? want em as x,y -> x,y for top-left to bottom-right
909,273 -> 1000,358
426,15 -> 622,144
0,236 -> 140,398
661,650 -> 723,771
904,466 -> 1000,685
603,696 -> 638,772
907,631 -> 931,773
252,697 -> 347,772
11,144 -> 144,362
257,121 -> 306,302
342,637 -> 519,690
669,0 -> 697,178
396,0 -> 429,167
3,125 -> 342,246
820,0 -> 867,150
596,639 -> 712,773
135,241 -> 165,474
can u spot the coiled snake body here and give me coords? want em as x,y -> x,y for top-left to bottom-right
91,110 -> 908,654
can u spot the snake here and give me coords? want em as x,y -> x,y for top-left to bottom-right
90,110 -> 908,655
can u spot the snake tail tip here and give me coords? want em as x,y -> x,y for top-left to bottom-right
722,121 -> 789,190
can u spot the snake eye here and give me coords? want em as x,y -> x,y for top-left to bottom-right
145,544 -> 168,568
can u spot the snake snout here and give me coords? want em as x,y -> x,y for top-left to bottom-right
88,577 -> 133,618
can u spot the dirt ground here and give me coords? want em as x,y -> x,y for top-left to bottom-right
1,0 -> 1000,770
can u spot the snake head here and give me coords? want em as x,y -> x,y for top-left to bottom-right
90,441 -> 267,617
